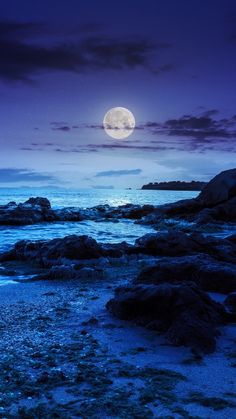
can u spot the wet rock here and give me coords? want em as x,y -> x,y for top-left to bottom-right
107,283 -> 227,353
0,196 -> 57,225
1,230 -> 236,267
0,234 -> 135,266
54,207 -> 86,221
119,204 -> 155,219
24,197 -> 51,209
136,254 -> 236,294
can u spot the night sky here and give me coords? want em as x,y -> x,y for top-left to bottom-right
0,0 -> 236,188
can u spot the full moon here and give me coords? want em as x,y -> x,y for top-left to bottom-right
103,107 -> 135,139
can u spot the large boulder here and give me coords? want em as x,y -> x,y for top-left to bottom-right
136,254 -> 236,294
134,231 -> 236,264
135,231 -> 202,256
140,169 -> 236,225
107,283 -> 227,353
197,168 -> 236,207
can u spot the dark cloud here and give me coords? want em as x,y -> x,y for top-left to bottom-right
50,122 -> 73,132
52,126 -> 71,132
0,21 -> 172,82
201,109 -> 219,117
95,169 -> 142,177
0,168 -> 57,183
21,110 -> 236,155
80,110 -> 236,140
148,113 -> 236,141
0,21 -> 44,41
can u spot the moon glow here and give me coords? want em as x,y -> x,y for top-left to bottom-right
103,107 -> 135,139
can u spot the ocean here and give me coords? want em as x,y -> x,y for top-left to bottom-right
0,188 -> 198,253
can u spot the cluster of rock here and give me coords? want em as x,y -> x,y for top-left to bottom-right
141,180 -> 206,191
0,169 -> 235,230
0,168 -> 235,354
1,228 -> 236,353
0,197 -> 155,226
106,233 -> 236,354
0,197 -> 57,225
107,283 -> 226,354
142,169 -> 236,226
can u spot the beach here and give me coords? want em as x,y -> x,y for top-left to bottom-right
0,170 -> 236,417
0,263 -> 235,418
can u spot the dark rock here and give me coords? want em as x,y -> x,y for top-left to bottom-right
134,231 -> 236,264
119,204 -> 155,219
36,235 -> 103,262
24,197 -> 51,209
107,283 -> 226,353
140,199 -> 202,226
0,197 -> 57,225
0,235 -> 133,268
135,231 -> 205,256
1,230 -> 236,266
224,293 -> 236,312
136,254 -> 236,294
54,208 -> 85,222
141,168 -> 236,225
196,197 -> 236,224
101,241 -> 132,258
197,168 -> 236,206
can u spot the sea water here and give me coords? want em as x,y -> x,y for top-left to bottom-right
0,188 -> 198,252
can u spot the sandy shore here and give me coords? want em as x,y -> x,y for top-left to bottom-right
0,262 -> 235,419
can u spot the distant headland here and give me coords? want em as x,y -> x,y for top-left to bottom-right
141,180 -> 207,191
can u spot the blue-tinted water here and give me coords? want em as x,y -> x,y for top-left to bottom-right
0,188 -> 198,253
0,188 -> 197,209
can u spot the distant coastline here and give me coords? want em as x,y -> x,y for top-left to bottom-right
141,180 -> 206,191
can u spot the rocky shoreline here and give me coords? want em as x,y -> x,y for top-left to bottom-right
0,168 -> 235,417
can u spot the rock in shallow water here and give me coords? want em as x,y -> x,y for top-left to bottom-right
0,196 -> 57,225
107,283 -> 227,353
1,230 -> 236,266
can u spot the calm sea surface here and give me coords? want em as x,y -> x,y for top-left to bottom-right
0,188 -> 198,252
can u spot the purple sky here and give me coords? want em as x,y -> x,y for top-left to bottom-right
0,0 -> 236,188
